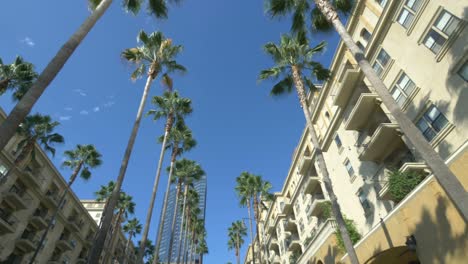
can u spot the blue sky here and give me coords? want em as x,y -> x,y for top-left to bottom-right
0,1 -> 340,263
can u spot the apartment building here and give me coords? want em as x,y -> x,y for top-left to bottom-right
252,0 -> 468,263
0,109 -> 136,264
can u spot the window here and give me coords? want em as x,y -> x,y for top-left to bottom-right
417,104 -> 449,141
391,72 -> 416,107
361,28 -> 372,42
423,10 -> 460,54
373,49 -> 391,78
334,135 -> 343,150
0,164 -> 8,178
376,0 -> 387,7
397,0 -> 423,29
299,219 -> 304,233
344,159 -> 355,178
294,203 -> 300,213
96,213 -> 101,218
458,61 -> 468,82
357,188 -> 372,213
356,41 -> 365,51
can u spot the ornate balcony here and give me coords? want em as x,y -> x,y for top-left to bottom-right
345,93 -> 380,131
298,155 -> 313,176
333,67 -> 360,108
296,219 -> 337,263
358,123 -> 403,162
0,209 -> 18,234
30,209 -> 49,230
378,162 -> 429,200
68,217 -> 83,233
285,234 -> 302,252
44,190 -> 60,208
22,168 -> 46,190
308,195 -> 328,217
16,232 -> 40,252
4,185 -> 32,210
56,235 -> 73,251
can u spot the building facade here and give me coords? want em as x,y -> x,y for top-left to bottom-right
0,109 -> 136,264
157,175 -> 207,264
251,0 -> 468,263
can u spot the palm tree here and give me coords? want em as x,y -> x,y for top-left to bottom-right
153,124 -> 196,264
195,236 -> 208,264
258,33 -> 359,263
188,218 -> 204,264
123,218 -> 142,264
234,173 -> 256,264
29,144 -> 102,263
0,56 -> 37,101
14,113 -> 64,165
140,91 -> 192,263
91,30 -> 186,262
228,220 -> 247,264
135,239 -> 155,264
167,159 -> 205,264
95,180 -> 116,203
179,189 -> 200,264
251,175 -> 273,263
0,0 -> 184,150
267,0 -> 468,223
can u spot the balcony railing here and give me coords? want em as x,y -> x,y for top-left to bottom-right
0,208 -> 18,234
16,231 -> 40,252
23,167 -> 46,189
5,185 -> 33,210
296,219 -> 337,263
30,208 -> 49,230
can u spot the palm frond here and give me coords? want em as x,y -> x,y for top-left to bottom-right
123,0 -> 142,15
270,75 -> 294,96
148,0 -> 168,19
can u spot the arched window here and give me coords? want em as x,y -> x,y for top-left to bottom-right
357,41 -> 365,51
325,111 -> 330,120
361,28 -> 372,42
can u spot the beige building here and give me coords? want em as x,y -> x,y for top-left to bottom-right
0,109 -> 136,264
251,0 -> 468,263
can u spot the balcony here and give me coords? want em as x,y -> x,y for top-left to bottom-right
282,199 -> 293,215
269,253 -> 281,264
56,236 -> 73,251
303,176 -> 321,196
84,233 -> 94,246
345,93 -> 380,131
285,234 -> 301,252
333,67 -> 360,108
30,209 -> 49,230
358,123 -> 403,162
298,155 -> 313,176
68,217 -> 83,233
16,232 -> 40,252
22,168 -> 46,190
45,190 -> 60,207
296,219 -> 337,263
284,219 -> 297,233
308,195 -> 328,217
4,185 -> 32,210
378,162 -> 429,201
0,209 -> 18,234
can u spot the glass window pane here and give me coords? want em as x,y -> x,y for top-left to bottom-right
444,16 -> 460,36
398,74 -> 409,88
435,11 -> 451,31
423,129 -> 437,141
432,115 -> 448,131
426,106 -> 440,121
398,9 -> 410,26
377,49 -> 390,66
417,119 -> 429,132
458,62 -> 468,82
424,30 -> 445,54
373,63 -> 383,77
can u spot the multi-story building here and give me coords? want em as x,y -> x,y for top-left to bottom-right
252,0 -> 468,263
157,175 -> 207,264
0,108 -> 136,264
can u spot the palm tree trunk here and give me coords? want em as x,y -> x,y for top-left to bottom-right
252,197 -> 263,264
153,151 -> 176,264
123,231 -> 134,264
188,234 -> 195,264
314,0 -> 468,221
90,69 -> 157,263
0,0 -> 113,150
29,161 -> 83,264
246,199 -> 255,264
175,184 -> 189,264
138,116 -> 173,264
104,209 -> 124,264
14,140 -> 35,165
236,235 -> 240,264
167,181 -> 182,264
292,65 -> 360,264
182,213 -> 190,264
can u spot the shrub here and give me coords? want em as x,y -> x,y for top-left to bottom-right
388,170 -> 425,203
335,217 -> 361,252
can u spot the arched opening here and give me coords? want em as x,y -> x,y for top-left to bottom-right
364,246 -> 420,264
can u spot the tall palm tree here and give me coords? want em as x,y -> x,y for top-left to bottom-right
140,91 -> 192,263
234,173 -> 256,264
135,239 -> 155,264
123,218 -> 142,264
188,218 -> 204,264
228,220 -> 247,264
258,33 -> 359,263
251,175 -> 273,263
179,189 -> 200,264
153,124 -> 196,264
95,180 -> 116,203
195,236 -> 208,264
267,0 -> 468,223
0,0 -> 183,150
29,144 -> 102,263
14,113 -> 64,165
167,159 -> 205,264
91,30 -> 186,262
0,56 -> 37,101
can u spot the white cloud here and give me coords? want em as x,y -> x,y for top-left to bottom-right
21,37 -> 35,47
59,116 -> 72,121
103,101 -> 115,108
73,89 -> 87,97
93,106 -> 100,112
80,110 -> 89,115
64,107 -> 73,111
